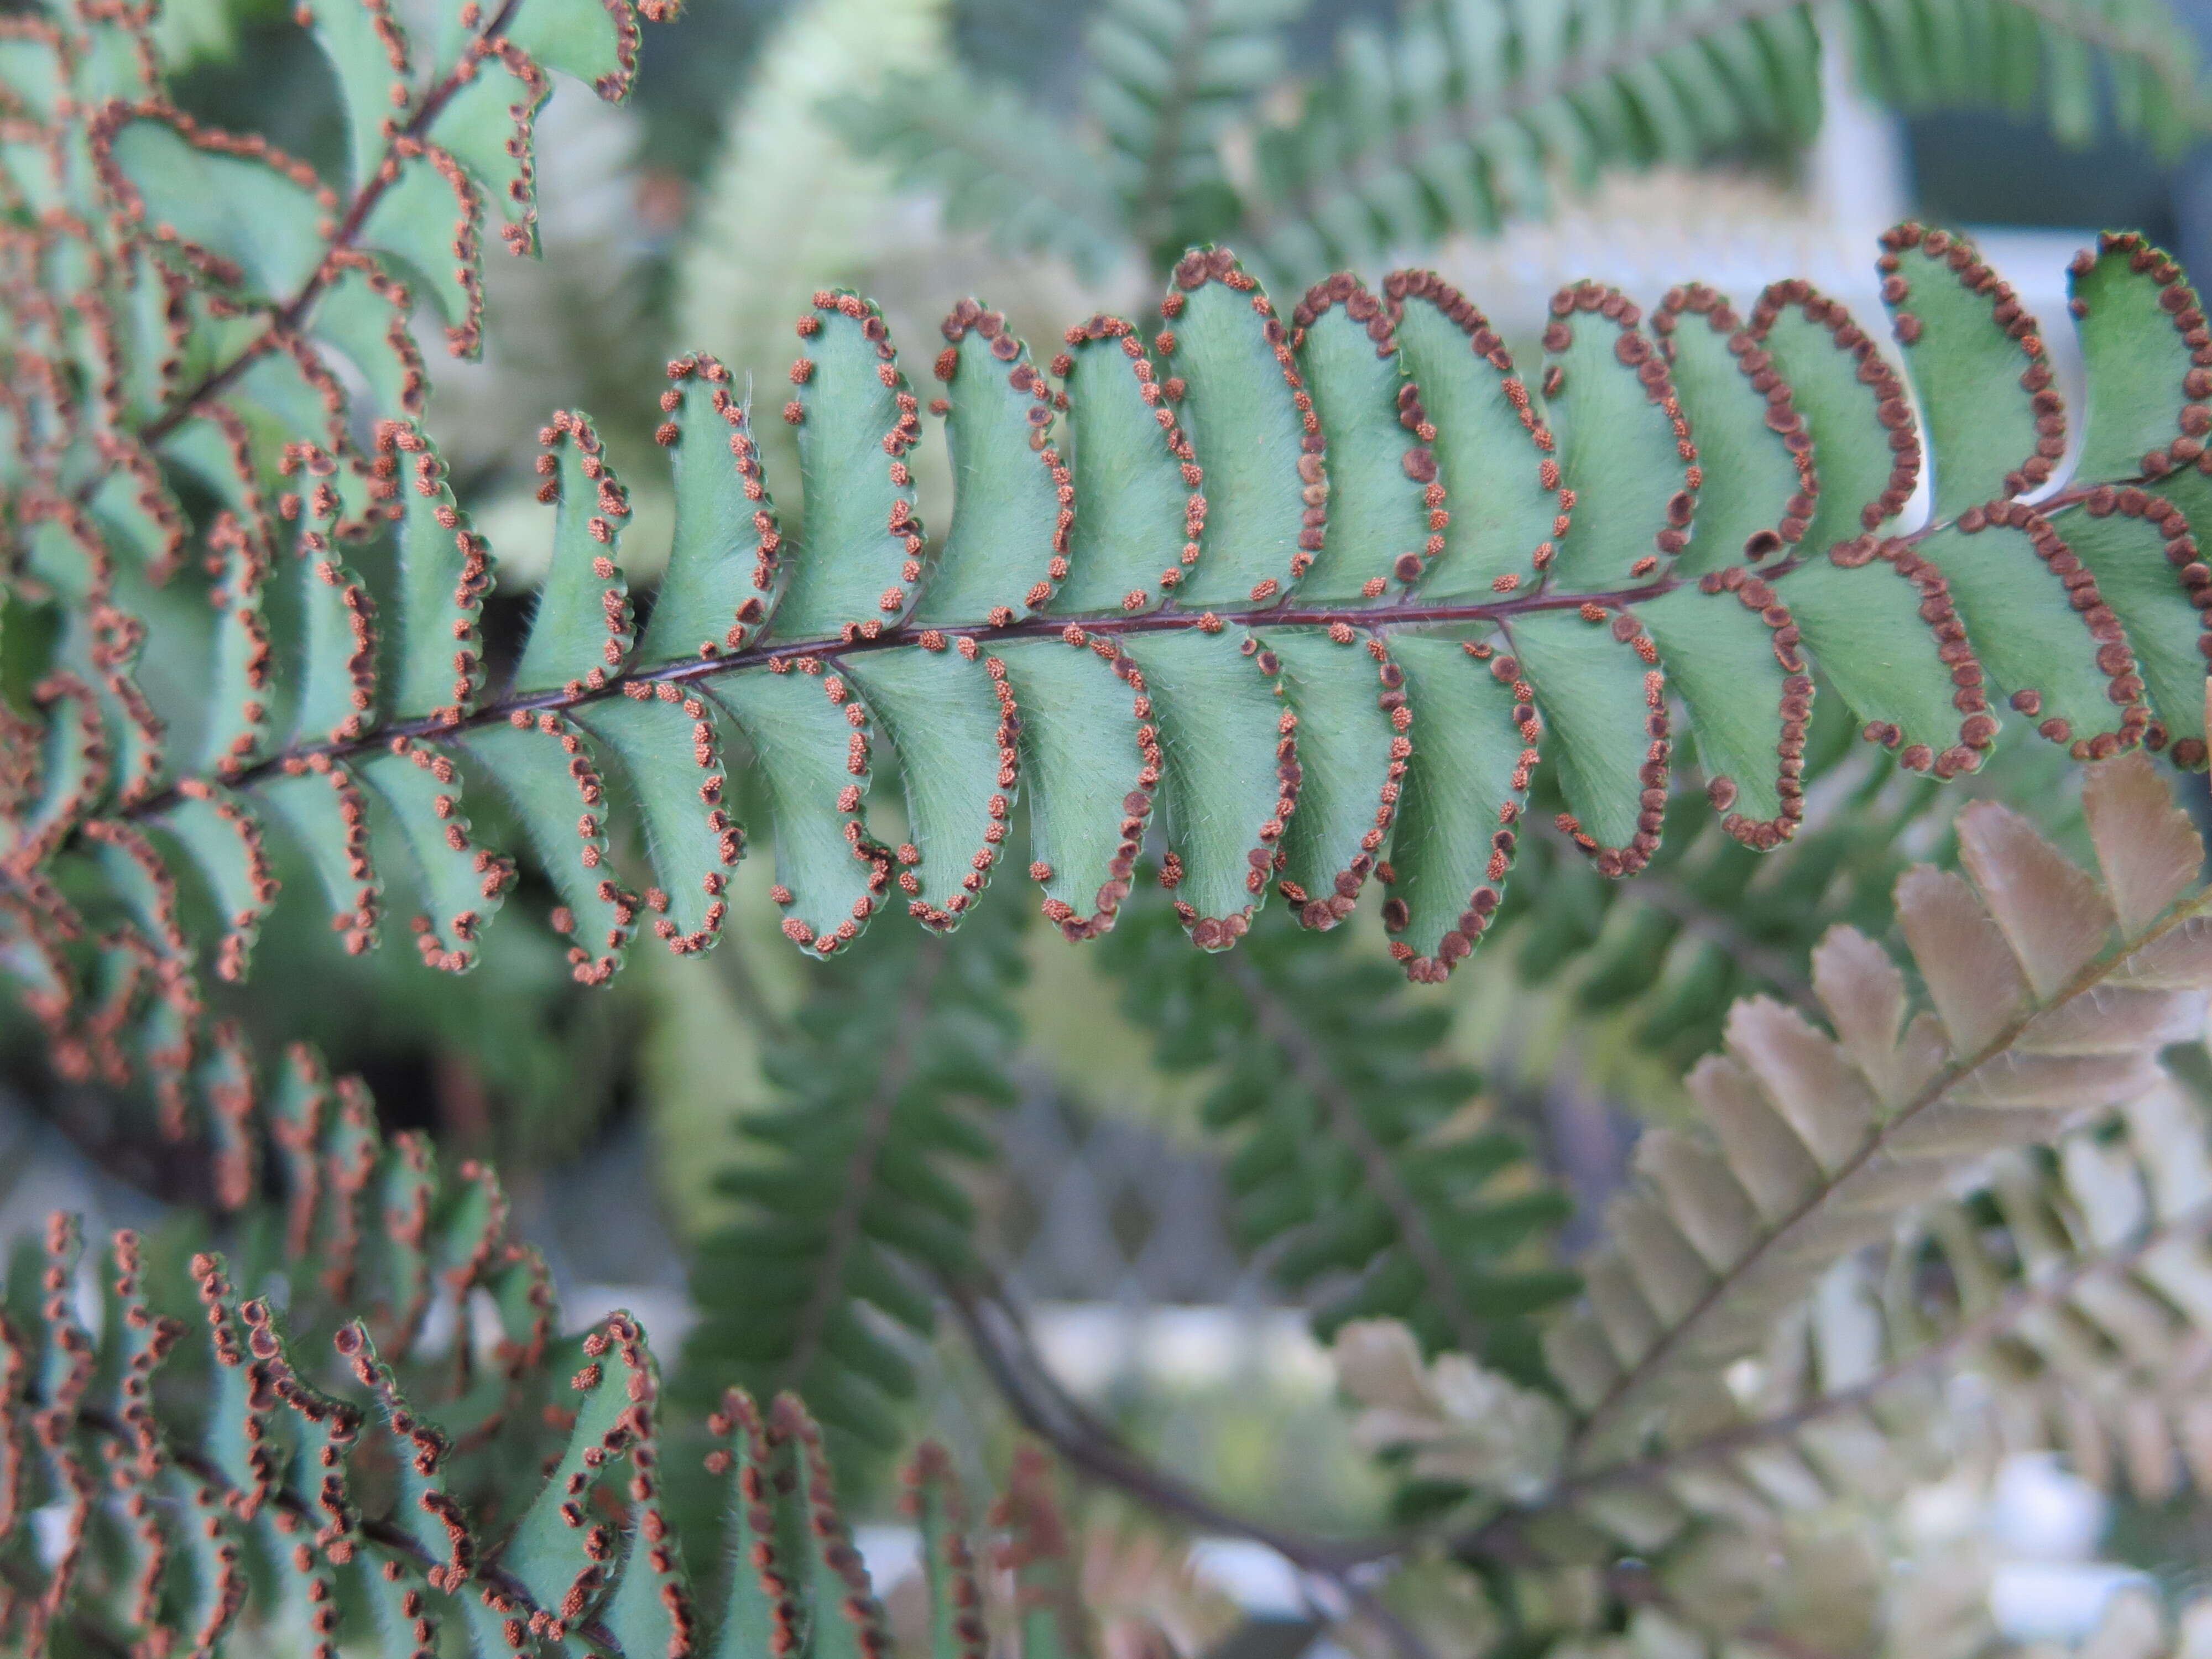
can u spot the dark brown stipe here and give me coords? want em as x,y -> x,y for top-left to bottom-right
1655,281 -> 1818,558
1281,633 -> 1410,930
2072,231 -> 2212,478
1291,272 -> 1448,590
938,299 -> 1073,618
1747,276 -> 1921,566
1953,497 -> 2150,758
1380,265 -> 1560,589
1880,222 -> 2065,495
1691,565 -> 1812,848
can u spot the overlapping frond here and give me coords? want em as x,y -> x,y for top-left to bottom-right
0,1021 -> 1086,1659
1334,754 -> 2212,1648
1099,889 -> 1575,1379
679,901 -> 1023,1473
15,1 -> 2212,1357
19,104 -> 2212,1158
845,0 -> 2208,289
1243,0 -> 2205,282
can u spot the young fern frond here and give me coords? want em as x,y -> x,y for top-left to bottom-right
1538,751 -> 2212,1471
1329,753 -> 2212,1645
0,1026 -> 1085,1659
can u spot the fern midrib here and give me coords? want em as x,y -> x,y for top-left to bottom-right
1561,883 -> 2212,1469
775,938 -> 943,1396
84,472 -> 2104,831
1224,953 -> 1487,1357
103,579 -> 1675,825
1235,0 -> 1811,246
127,0 -> 528,452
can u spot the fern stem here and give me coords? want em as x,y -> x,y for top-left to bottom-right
776,938 -> 944,1395
1559,886 -> 2212,1468
941,1276 -> 1434,1659
1222,954 -> 1489,1359
109,581 -> 1676,826
131,0 -> 529,450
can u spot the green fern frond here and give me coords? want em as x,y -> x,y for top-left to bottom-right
0,1019 -> 1081,1658
677,899 -> 1024,1474
14,0 -> 2212,1300
1240,0 -> 2205,281
846,0 -> 2207,289
1097,888 -> 1575,1380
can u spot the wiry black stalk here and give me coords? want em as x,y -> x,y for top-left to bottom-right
940,1275 -> 1434,1659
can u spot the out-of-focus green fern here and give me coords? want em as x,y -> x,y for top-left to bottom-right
843,0 -> 2210,285
678,897 -> 1025,1478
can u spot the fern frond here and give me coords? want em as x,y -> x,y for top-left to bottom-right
1535,750 -> 2212,1472
14,0 -> 2212,1173
677,899 -> 1024,1475
0,1021 -> 1082,1658
1325,756 -> 2212,1648
1098,890 -> 1575,1376
1238,0 -> 2205,282
836,64 -> 1133,283
1082,0 -> 1302,272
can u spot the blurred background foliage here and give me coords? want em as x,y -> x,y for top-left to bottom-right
15,0 -> 2212,1608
